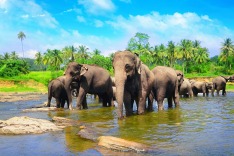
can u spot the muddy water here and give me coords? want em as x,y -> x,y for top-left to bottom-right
0,93 -> 234,155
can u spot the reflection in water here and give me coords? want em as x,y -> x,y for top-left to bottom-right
0,93 -> 234,155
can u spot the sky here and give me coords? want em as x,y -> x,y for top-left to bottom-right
0,0 -> 234,58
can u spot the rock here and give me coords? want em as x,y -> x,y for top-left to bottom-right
0,116 -> 62,135
97,136 -> 149,153
22,107 -> 57,112
52,116 -> 81,128
77,125 -> 99,141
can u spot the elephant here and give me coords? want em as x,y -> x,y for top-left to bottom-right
179,78 -> 193,97
211,75 -> 234,96
112,51 -> 154,119
64,62 -> 114,109
190,80 -> 213,96
175,70 -> 184,92
46,76 -> 68,108
151,66 -> 180,110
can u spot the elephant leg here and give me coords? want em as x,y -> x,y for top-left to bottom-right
46,96 -> 52,107
102,95 -> 108,107
138,91 -> 147,115
147,92 -> 154,111
76,88 -> 86,109
61,98 -> 65,108
55,98 -> 61,108
222,87 -> 226,96
124,92 -> 133,116
217,89 -> 220,96
82,96 -> 88,109
156,96 -> 164,111
168,97 -> 173,108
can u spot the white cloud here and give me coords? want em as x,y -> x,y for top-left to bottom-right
94,19 -> 103,27
78,0 -> 115,15
77,15 -> 86,23
106,11 -> 234,56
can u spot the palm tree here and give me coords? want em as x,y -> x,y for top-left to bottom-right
179,39 -> 193,73
43,49 -> 63,71
219,38 -> 234,70
77,45 -> 89,59
3,52 -> 10,60
62,46 -> 76,63
35,52 -> 43,70
17,31 -> 26,59
158,44 -> 168,66
167,41 -> 176,67
92,49 -> 101,56
194,48 -> 209,73
10,51 -> 19,60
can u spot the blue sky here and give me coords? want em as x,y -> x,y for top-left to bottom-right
0,0 -> 234,58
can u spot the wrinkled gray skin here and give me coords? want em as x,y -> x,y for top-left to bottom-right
179,78 -> 193,97
46,76 -> 68,108
151,66 -> 180,110
190,80 -> 213,96
112,51 -> 154,119
212,75 -> 234,96
64,62 -> 114,109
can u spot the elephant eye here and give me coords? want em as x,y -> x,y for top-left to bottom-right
125,64 -> 132,72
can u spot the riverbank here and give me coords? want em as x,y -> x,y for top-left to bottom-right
0,77 -> 233,95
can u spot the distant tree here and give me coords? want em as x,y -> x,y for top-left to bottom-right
17,31 -> 26,58
167,41 -> 177,67
219,38 -> 234,70
35,52 -> 44,70
77,45 -> 89,59
43,49 -> 63,71
92,49 -> 101,56
179,39 -> 193,73
3,52 -> 10,60
10,51 -> 19,60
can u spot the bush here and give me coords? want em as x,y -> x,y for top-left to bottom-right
0,60 -> 29,77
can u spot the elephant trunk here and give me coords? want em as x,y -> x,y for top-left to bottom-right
114,70 -> 127,119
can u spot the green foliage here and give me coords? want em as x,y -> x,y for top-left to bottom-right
0,59 -> 29,77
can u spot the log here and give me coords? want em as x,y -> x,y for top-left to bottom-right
97,136 -> 149,153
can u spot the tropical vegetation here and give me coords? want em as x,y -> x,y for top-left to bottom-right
1,32 -> 234,82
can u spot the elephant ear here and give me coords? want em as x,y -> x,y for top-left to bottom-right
134,53 -> 142,74
80,65 -> 88,76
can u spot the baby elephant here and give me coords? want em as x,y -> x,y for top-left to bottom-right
46,76 -> 76,108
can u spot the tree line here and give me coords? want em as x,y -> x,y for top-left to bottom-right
0,32 -> 234,77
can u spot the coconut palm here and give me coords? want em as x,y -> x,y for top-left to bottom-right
17,31 -> 26,58
92,49 -> 101,56
77,45 -> 89,59
35,52 -> 44,70
167,41 -> 177,67
219,38 -> 234,70
10,51 -> 19,60
43,49 -> 63,70
179,39 -> 193,73
62,46 -> 76,64
3,52 -> 10,60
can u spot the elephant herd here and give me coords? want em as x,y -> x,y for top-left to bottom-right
46,50 -> 234,119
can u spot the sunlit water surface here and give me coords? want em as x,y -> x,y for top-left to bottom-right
0,93 -> 234,155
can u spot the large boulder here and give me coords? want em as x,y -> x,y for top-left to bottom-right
0,116 -> 62,135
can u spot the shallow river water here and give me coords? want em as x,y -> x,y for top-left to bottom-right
0,93 -> 234,156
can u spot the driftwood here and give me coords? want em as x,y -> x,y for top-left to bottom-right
97,136 -> 150,153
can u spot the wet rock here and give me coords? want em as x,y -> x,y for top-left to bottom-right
77,125 -> 99,141
97,136 -> 149,153
0,116 -> 62,135
52,116 -> 82,128
22,107 -> 57,112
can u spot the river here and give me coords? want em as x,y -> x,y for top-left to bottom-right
0,93 -> 234,155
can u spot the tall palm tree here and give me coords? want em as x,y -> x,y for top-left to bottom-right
219,38 -> 234,70
179,39 -> 193,73
167,41 -> 176,67
35,52 -> 43,70
62,46 -> 76,63
158,44 -> 168,66
17,31 -> 26,59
